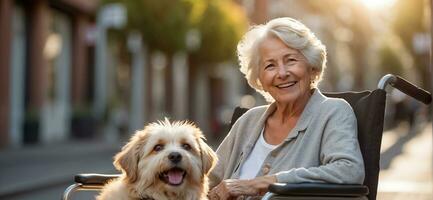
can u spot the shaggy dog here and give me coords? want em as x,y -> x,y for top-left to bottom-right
96,119 -> 218,200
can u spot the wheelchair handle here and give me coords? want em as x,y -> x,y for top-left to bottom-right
74,173 -> 120,184
378,74 -> 432,105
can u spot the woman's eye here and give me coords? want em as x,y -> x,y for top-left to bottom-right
182,143 -> 191,150
265,64 -> 274,69
286,57 -> 297,62
286,58 -> 298,65
153,144 -> 164,152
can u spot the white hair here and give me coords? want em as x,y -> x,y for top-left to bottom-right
237,17 -> 327,101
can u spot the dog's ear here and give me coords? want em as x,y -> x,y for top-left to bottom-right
114,131 -> 145,183
199,139 -> 218,175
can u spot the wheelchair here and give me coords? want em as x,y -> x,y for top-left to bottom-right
63,74 -> 432,200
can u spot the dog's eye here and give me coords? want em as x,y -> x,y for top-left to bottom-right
182,143 -> 191,151
153,144 -> 164,152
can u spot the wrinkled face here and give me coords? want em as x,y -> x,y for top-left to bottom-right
114,121 -> 217,194
258,36 -> 318,104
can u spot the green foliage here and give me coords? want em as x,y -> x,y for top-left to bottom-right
101,0 -> 248,64
191,0 -> 248,64
378,43 -> 403,76
392,0 -> 426,50
391,0 -> 430,89
72,104 -> 93,118
122,0 -> 193,54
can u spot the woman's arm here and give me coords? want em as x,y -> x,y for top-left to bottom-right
209,118 -> 242,189
275,103 -> 365,184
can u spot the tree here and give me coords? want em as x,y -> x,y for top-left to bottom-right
378,42 -> 404,76
391,0 -> 430,90
103,0 -> 247,64
302,0 -> 373,90
101,0 -> 248,120
190,0 -> 248,64
103,0 -> 194,54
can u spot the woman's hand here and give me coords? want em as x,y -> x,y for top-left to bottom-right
208,175 -> 277,200
208,179 -> 254,200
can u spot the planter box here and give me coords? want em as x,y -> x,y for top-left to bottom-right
71,115 -> 96,139
23,119 -> 39,144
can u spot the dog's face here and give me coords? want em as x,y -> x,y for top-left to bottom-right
113,119 -> 217,197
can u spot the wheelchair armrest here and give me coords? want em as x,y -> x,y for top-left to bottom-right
268,183 -> 369,197
74,173 -> 121,185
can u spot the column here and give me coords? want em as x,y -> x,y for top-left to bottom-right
0,0 -> 12,148
10,5 -> 26,147
28,1 -> 49,110
71,15 -> 89,106
172,52 -> 188,119
128,32 -> 147,132
253,0 -> 268,24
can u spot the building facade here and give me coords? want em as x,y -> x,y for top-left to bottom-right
0,0 -> 98,148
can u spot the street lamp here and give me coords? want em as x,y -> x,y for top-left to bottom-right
185,29 -> 201,52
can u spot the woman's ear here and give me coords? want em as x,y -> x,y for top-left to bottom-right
309,68 -> 320,85
310,67 -> 319,79
113,131 -> 145,183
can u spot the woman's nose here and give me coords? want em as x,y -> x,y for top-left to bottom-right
277,64 -> 289,77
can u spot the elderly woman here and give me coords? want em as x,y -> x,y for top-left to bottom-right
208,17 -> 365,200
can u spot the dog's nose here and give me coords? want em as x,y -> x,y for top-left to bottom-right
168,152 -> 182,164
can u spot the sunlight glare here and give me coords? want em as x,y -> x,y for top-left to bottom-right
360,0 -> 396,10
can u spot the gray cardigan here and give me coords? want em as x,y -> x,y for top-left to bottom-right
209,89 -> 365,188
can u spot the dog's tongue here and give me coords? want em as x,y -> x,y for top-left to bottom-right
167,170 -> 184,185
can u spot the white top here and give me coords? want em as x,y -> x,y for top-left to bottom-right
239,128 -> 277,179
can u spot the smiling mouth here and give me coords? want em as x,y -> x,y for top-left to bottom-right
276,81 -> 297,88
159,167 -> 186,186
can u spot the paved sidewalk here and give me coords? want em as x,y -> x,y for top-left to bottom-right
377,123 -> 432,199
0,140 -> 122,198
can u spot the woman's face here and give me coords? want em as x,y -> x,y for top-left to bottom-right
258,36 -> 317,104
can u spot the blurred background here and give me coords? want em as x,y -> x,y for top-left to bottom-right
0,0 -> 431,199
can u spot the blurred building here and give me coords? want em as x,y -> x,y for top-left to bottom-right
0,0 -> 98,148
2,0 -> 423,149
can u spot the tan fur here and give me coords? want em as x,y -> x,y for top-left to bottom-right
96,119 -> 218,200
